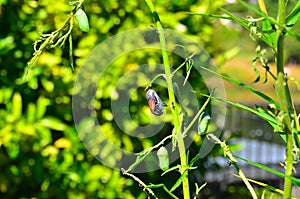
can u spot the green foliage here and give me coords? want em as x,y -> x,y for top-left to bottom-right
197,0 -> 300,198
0,0 -> 226,198
3,0 -> 300,198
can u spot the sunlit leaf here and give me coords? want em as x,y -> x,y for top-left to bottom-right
35,124 -> 52,147
39,116 -> 67,131
26,103 -> 36,123
41,77 -> 54,93
0,87 -> 13,103
54,137 -> 72,148
11,92 -> 22,121
16,120 -> 36,136
36,96 -> 51,120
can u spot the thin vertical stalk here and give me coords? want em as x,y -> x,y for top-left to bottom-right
144,1 -> 190,198
276,0 -> 295,198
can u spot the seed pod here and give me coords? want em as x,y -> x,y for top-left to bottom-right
197,112 -> 211,135
75,8 -> 89,32
157,146 -> 169,171
146,89 -> 164,116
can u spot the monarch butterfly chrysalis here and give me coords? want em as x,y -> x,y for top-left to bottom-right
197,112 -> 211,135
75,8 -> 90,32
146,89 -> 164,116
157,146 -> 169,171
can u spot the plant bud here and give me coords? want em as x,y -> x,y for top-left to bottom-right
197,112 -> 211,135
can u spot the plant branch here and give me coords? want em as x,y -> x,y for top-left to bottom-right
144,1 -> 189,198
121,169 -> 159,199
207,134 -> 258,199
276,0 -> 297,198
126,135 -> 174,172
24,0 -> 85,79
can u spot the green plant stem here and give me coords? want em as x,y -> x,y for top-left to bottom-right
276,0 -> 295,198
144,1 -> 189,198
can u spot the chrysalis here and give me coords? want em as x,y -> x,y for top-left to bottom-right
75,8 -> 90,32
157,146 -> 169,171
197,112 -> 211,135
146,89 -> 164,116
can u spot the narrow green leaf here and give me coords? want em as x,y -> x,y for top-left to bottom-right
201,93 -> 285,141
183,61 -> 192,85
170,170 -> 188,192
69,34 -> 74,70
127,150 -> 151,172
257,0 -> 268,15
12,92 -> 22,120
235,155 -> 300,186
255,105 -> 279,124
0,88 -> 13,104
200,66 -> 279,108
225,100 -> 283,135
233,174 -> 287,196
41,77 -> 54,93
188,12 -> 232,20
39,117 -> 67,131
237,0 -> 271,20
26,103 -> 36,123
219,8 -> 249,30
147,183 -> 179,199
36,96 -> 50,120
189,154 -> 200,166
186,150 -> 189,165
161,165 -> 182,176
285,0 -> 300,28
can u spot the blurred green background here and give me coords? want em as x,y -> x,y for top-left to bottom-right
0,0 -> 300,198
